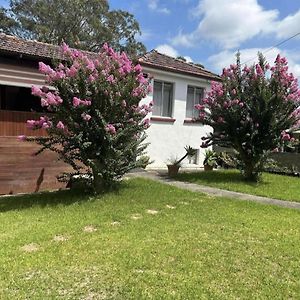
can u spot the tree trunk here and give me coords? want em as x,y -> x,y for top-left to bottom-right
91,160 -> 105,194
243,162 -> 258,182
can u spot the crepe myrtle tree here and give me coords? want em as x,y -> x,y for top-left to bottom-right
196,53 -> 300,181
20,43 -> 152,193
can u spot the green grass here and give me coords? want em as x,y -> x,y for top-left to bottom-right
1,178 -> 300,299
176,169 -> 300,202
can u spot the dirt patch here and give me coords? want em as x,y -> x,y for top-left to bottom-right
130,214 -> 143,220
20,243 -> 39,253
53,235 -> 69,242
166,205 -> 176,209
83,225 -> 97,233
146,209 -> 159,215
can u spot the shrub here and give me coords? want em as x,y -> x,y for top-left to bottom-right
24,43 -> 152,193
197,53 -> 300,181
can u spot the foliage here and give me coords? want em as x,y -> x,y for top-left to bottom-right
22,43 -> 152,193
137,155 -> 153,169
203,149 -> 218,167
197,53 -> 300,181
168,146 -> 197,166
216,151 -> 237,169
0,0 -> 146,57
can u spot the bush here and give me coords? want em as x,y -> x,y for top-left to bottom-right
197,53 -> 300,181
24,43 -> 152,193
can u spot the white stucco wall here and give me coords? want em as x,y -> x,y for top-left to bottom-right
140,67 -> 212,169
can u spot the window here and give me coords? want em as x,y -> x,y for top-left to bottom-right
0,85 -> 43,112
152,80 -> 173,117
186,86 -> 204,118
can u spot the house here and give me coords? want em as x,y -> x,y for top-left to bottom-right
0,34 -> 219,194
138,50 -> 219,168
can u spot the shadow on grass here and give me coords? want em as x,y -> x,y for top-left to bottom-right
0,189 -> 93,213
176,170 -> 269,188
0,181 -> 134,213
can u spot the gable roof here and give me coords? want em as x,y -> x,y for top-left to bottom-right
0,33 -> 97,61
139,50 -> 220,81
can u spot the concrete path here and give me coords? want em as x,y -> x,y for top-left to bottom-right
127,170 -> 300,211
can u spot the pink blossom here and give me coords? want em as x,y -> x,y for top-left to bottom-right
73,97 -> 81,107
56,121 -> 65,130
134,64 -> 143,73
195,104 -> 205,110
256,64 -> 264,76
26,120 -> 37,129
81,113 -> 91,121
137,73 -> 147,84
31,86 -> 44,97
105,124 -> 116,135
88,75 -> 95,82
107,75 -> 115,83
86,61 -> 95,72
61,42 -> 71,55
38,62 -> 54,75
17,135 -> 26,141
67,66 -> 78,77
143,118 -> 150,128
281,131 -> 291,141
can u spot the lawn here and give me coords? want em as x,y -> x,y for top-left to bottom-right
1,178 -> 300,299
176,169 -> 300,202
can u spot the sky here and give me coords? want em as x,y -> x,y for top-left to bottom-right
1,0 -> 300,77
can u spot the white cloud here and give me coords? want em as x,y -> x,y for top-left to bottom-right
156,44 -> 179,57
155,44 -> 193,63
171,30 -> 194,48
184,56 -> 193,63
171,0 -> 279,49
274,10 -> 300,39
148,0 -> 170,14
208,47 -> 300,79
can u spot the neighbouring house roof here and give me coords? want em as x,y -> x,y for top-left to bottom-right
0,33 -> 97,61
139,50 -> 220,81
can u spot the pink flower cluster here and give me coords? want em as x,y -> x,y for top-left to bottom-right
73,97 -> 92,107
27,116 -> 52,129
105,124 -> 116,135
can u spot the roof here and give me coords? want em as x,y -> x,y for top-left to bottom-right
0,33 -> 97,61
0,34 -> 220,80
139,50 -> 220,80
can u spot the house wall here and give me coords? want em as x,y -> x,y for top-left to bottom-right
141,67 -> 212,169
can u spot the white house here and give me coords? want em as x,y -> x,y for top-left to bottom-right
0,34 -> 219,194
139,50 -> 219,169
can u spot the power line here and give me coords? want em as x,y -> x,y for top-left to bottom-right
241,31 -> 300,65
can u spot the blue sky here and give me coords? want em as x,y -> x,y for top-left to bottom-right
1,0 -> 300,77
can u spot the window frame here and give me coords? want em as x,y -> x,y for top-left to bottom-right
185,85 -> 204,119
152,80 -> 174,118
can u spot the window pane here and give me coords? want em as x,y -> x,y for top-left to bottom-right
163,83 -> 172,117
153,81 -> 162,116
186,86 -> 195,118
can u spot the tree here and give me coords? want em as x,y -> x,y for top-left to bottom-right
0,0 -> 146,57
21,43 -> 152,193
197,53 -> 300,181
